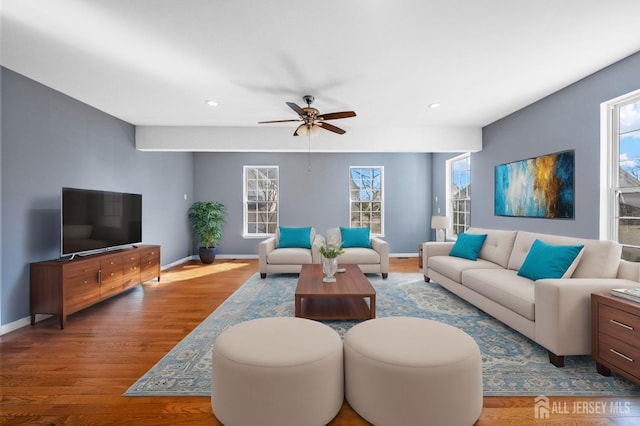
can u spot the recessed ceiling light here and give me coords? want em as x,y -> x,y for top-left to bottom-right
429,103 -> 441,109
205,100 -> 219,107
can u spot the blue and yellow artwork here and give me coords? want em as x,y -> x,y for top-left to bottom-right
495,150 -> 574,218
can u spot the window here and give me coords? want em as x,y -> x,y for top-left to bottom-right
603,91 -> 640,260
349,167 -> 383,234
446,153 -> 471,237
243,166 -> 278,237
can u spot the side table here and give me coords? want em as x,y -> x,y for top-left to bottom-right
591,292 -> 640,386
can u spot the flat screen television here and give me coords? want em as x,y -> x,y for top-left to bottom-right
61,187 -> 142,257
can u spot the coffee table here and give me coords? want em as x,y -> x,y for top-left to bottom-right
295,264 -> 376,320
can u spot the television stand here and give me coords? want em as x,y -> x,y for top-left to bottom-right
30,245 -> 160,329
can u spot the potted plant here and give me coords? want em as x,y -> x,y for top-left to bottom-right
188,201 -> 227,264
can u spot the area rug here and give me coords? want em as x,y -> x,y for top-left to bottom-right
125,272 -> 640,397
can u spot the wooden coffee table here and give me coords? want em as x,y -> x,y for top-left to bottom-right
295,264 -> 376,320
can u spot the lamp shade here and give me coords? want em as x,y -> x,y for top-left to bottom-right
431,215 -> 450,229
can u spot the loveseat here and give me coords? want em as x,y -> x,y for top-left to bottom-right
422,227 -> 640,367
324,227 -> 389,278
259,226 -> 322,278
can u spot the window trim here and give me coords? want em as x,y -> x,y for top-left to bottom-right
242,165 -> 279,239
600,88 -> 640,243
445,152 -> 471,239
348,166 -> 384,236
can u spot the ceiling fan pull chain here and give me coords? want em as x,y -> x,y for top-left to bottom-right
307,134 -> 312,172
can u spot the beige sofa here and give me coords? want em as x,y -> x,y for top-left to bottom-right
422,227 -> 640,367
324,228 -> 389,278
259,227 -> 323,278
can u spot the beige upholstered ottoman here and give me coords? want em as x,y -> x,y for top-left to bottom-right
211,317 -> 343,426
344,316 -> 483,426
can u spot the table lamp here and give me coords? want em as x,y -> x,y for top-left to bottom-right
431,216 -> 450,242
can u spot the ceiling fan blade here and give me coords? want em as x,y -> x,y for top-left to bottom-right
318,122 -> 346,135
258,119 -> 302,124
286,102 -> 306,117
317,111 -> 356,121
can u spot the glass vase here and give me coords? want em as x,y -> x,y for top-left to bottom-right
322,257 -> 338,283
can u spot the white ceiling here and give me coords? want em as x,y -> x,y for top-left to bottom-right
3,0 -> 640,149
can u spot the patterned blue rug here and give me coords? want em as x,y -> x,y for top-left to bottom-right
125,272 -> 640,397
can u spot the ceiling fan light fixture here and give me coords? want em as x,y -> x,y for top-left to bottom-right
295,125 -> 308,136
205,100 -> 219,107
295,124 -> 321,137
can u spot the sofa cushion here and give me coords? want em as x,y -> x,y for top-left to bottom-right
449,233 -> 487,260
277,226 -> 313,249
507,231 -> 621,278
338,247 -> 380,264
517,239 -> 585,280
428,255 -> 503,283
340,227 -> 372,248
267,247 -> 313,265
462,269 -> 535,321
467,228 -> 518,268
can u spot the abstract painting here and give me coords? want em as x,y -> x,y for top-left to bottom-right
495,150 -> 574,218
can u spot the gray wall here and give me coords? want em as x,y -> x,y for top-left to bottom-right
7,49 -> 638,327
193,152 -> 431,255
1,68 -> 194,326
471,51 -> 640,238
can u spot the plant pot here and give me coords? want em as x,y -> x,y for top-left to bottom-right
198,247 -> 216,264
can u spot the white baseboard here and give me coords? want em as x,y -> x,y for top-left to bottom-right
390,253 -> 418,258
0,314 -> 53,336
188,254 -> 258,260
162,256 -> 193,269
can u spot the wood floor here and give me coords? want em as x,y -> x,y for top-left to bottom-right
2,257 -> 640,425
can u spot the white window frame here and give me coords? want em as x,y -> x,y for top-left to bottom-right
243,165 -> 279,238
446,153 -> 471,239
600,89 -> 640,256
348,166 -> 384,236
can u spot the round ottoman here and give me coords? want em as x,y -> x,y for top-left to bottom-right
211,317 -> 343,426
344,316 -> 483,426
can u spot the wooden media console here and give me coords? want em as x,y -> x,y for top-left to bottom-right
30,245 -> 160,329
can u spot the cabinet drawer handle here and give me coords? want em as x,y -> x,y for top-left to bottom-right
610,319 -> 634,330
610,348 -> 634,362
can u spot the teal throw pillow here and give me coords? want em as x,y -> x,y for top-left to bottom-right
517,239 -> 585,281
340,227 -> 372,248
277,226 -> 312,249
449,233 -> 487,261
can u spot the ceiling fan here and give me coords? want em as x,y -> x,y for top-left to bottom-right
258,95 -> 356,136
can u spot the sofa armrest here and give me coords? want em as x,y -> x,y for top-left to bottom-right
371,236 -> 389,274
258,236 -> 277,272
535,278 -> 640,356
311,234 -> 325,264
617,259 -> 640,281
422,242 -> 454,276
